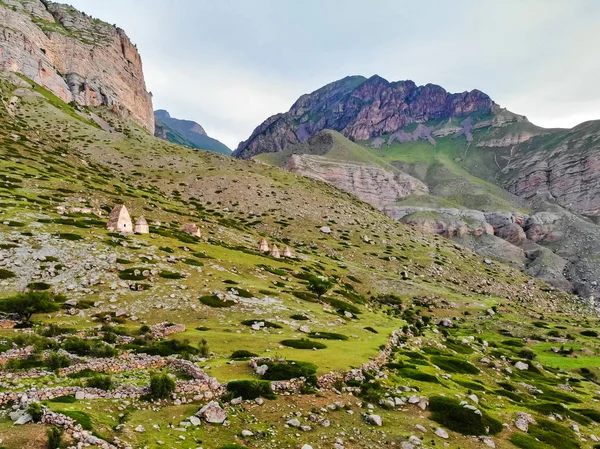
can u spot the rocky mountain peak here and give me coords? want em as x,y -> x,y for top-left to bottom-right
0,0 -> 154,132
234,75 -> 494,158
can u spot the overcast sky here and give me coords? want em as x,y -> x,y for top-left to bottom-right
67,0 -> 600,149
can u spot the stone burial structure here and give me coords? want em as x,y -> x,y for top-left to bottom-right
258,238 -> 294,259
107,205 -> 149,234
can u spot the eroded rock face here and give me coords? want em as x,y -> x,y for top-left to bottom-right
0,0 -> 154,132
497,121 -> 600,218
285,154 -> 428,208
234,75 -> 493,158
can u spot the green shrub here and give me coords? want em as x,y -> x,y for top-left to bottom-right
46,426 -> 63,449
231,350 -> 258,360
62,337 -> 116,358
183,258 -> 203,266
241,319 -> 282,329
57,233 -> 83,241
262,360 -> 317,381
307,331 -> 348,340
527,419 -> 580,449
281,339 -> 326,350
228,287 -> 253,298
46,352 -> 71,370
149,373 -> 176,400
0,291 -> 65,322
62,410 -> 93,430
510,432 -> 553,449
428,395 -> 502,435
218,444 -> 248,449
49,395 -> 76,403
27,402 -> 43,421
118,268 -> 148,281
160,271 -> 184,279
0,268 -> 16,279
444,339 -> 475,354
397,368 -> 439,383
581,330 -> 598,337
200,295 -> 235,308
86,375 -> 113,390
290,314 -> 309,321
292,291 -> 318,302
226,380 -> 274,400
430,355 -> 480,374
322,297 -> 361,315
574,408 -> 600,423
27,281 -> 52,291
454,380 -> 486,391
364,326 -> 378,334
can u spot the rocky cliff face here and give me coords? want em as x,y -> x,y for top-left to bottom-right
285,154 -> 428,208
0,0 -> 154,132
495,121 -> 600,217
234,75 -> 493,158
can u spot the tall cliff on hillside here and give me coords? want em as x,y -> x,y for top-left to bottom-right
154,110 -> 232,155
234,75 -> 493,158
0,0 -> 154,132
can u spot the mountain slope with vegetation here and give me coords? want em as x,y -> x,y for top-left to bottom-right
154,109 -> 232,155
242,76 -> 600,298
1,68 -> 600,449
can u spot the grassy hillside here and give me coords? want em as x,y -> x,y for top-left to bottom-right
1,74 -> 599,449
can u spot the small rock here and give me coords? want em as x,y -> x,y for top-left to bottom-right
367,414 -> 382,426
434,427 -> 449,439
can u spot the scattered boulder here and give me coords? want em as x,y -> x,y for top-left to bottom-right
367,414 -> 382,426
434,427 -> 449,439
196,401 -> 227,424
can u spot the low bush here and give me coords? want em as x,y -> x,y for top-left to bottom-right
62,337 -> 116,358
307,331 -> 348,340
444,339 -> 475,354
231,350 -> 258,359
49,395 -> 76,403
581,330 -> 598,337
62,410 -> 93,430
291,291 -> 318,302
430,355 -> 480,374
290,314 -> 309,321
574,408 -> 600,423
280,339 -> 326,350
241,319 -> 282,329
226,380 -> 275,400
429,395 -> 503,435
86,375 -> 113,390
118,268 -> 147,281
27,281 -> 52,291
27,402 -> 43,421
526,419 -> 580,449
200,295 -> 235,308
322,297 -> 361,315
183,258 -> 203,266
47,427 -> 63,449
149,373 -> 176,400
160,271 -> 184,279
46,352 -> 71,370
397,368 -> 439,383
0,268 -> 16,279
364,326 -> 378,334
228,287 -> 253,298
57,233 -> 83,241
262,360 -> 317,381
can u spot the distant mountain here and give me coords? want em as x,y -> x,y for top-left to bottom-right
233,75 -> 493,158
243,75 -> 600,298
154,110 -> 231,155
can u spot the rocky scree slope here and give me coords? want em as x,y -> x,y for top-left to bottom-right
154,109 -> 232,155
0,0 -> 154,132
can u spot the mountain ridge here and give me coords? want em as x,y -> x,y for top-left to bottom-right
154,109 -> 232,155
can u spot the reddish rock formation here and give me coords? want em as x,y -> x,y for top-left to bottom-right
234,75 -> 493,158
0,1 -> 154,132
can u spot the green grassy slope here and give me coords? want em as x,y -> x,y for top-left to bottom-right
1,75 -> 599,449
